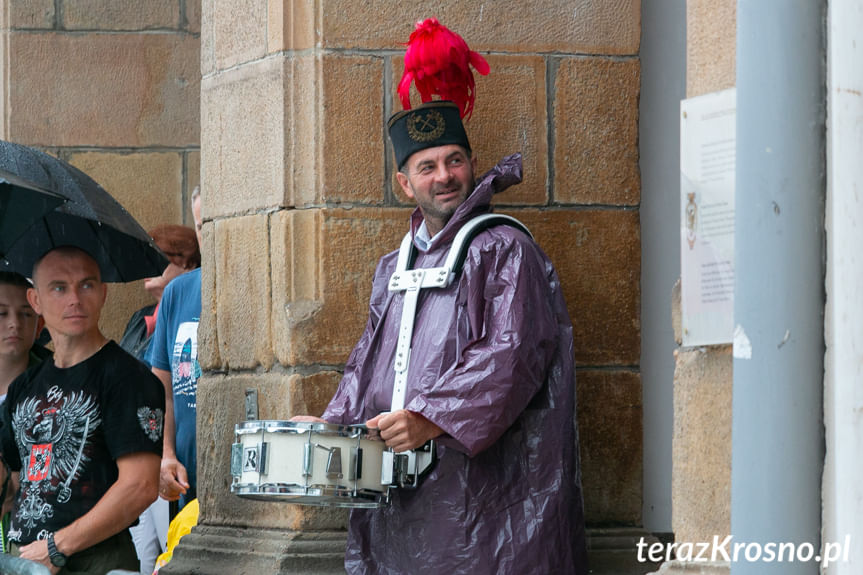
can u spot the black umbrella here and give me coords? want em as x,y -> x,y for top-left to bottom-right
1,172 -> 67,258
0,140 -> 168,282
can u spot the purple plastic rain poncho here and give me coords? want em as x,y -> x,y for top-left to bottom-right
322,154 -> 588,574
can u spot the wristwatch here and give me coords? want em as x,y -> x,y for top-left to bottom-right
46,532 -> 68,568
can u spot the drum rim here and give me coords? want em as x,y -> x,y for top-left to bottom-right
234,420 -> 381,439
231,481 -> 386,508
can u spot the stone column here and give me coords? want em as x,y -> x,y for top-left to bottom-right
166,1 -> 643,573
650,2 -> 736,574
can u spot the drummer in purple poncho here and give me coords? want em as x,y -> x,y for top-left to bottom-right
293,18 -> 588,575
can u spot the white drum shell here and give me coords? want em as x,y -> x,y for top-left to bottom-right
231,420 -> 388,508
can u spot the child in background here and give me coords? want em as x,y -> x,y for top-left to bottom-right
0,271 -> 45,554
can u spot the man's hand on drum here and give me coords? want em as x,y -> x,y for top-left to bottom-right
366,410 -> 443,452
160,457 -> 190,501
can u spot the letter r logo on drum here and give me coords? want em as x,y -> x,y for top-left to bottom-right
243,446 -> 260,472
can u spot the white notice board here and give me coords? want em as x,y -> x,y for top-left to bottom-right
680,88 -> 735,346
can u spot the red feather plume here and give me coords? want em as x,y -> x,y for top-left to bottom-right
397,18 -> 490,120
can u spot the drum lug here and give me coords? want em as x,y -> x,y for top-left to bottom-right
231,443 -> 243,478
381,451 -> 396,485
261,443 -> 269,475
350,447 -> 363,481
303,442 -> 313,478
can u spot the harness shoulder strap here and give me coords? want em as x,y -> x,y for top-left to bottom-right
444,214 -> 533,280
394,231 -> 415,274
393,213 -> 533,279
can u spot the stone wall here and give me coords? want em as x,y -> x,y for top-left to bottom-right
686,0 -> 736,97
197,0 -> 643,533
0,0 -> 201,340
670,282 -> 733,544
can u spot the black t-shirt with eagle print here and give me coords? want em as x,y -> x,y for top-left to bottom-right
0,341 -> 164,545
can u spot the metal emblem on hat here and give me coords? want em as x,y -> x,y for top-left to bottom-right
406,109 -> 446,142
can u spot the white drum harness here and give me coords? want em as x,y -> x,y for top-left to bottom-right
378,213 -> 532,489
387,213 -> 533,413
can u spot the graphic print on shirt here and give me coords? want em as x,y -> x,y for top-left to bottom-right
137,407 -> 164,442
172,321 -> 200,404
10,386 -> 101,531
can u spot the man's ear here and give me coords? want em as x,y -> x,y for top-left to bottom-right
396,171 -> 415,200
471,153 -> 478,174
26,287 -> 41,316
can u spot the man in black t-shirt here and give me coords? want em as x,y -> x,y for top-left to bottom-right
0,247 -> 164,574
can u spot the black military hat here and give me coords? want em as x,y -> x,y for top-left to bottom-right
387,101 -> 471,170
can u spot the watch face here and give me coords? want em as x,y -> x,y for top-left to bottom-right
47,534 -> 67,567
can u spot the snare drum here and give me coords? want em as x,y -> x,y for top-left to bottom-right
230,420 -> 389,508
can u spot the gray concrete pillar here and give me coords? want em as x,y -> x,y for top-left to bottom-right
731,1 -> 825,573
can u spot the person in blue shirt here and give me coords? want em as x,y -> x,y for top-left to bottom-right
147,188 -> 202,511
